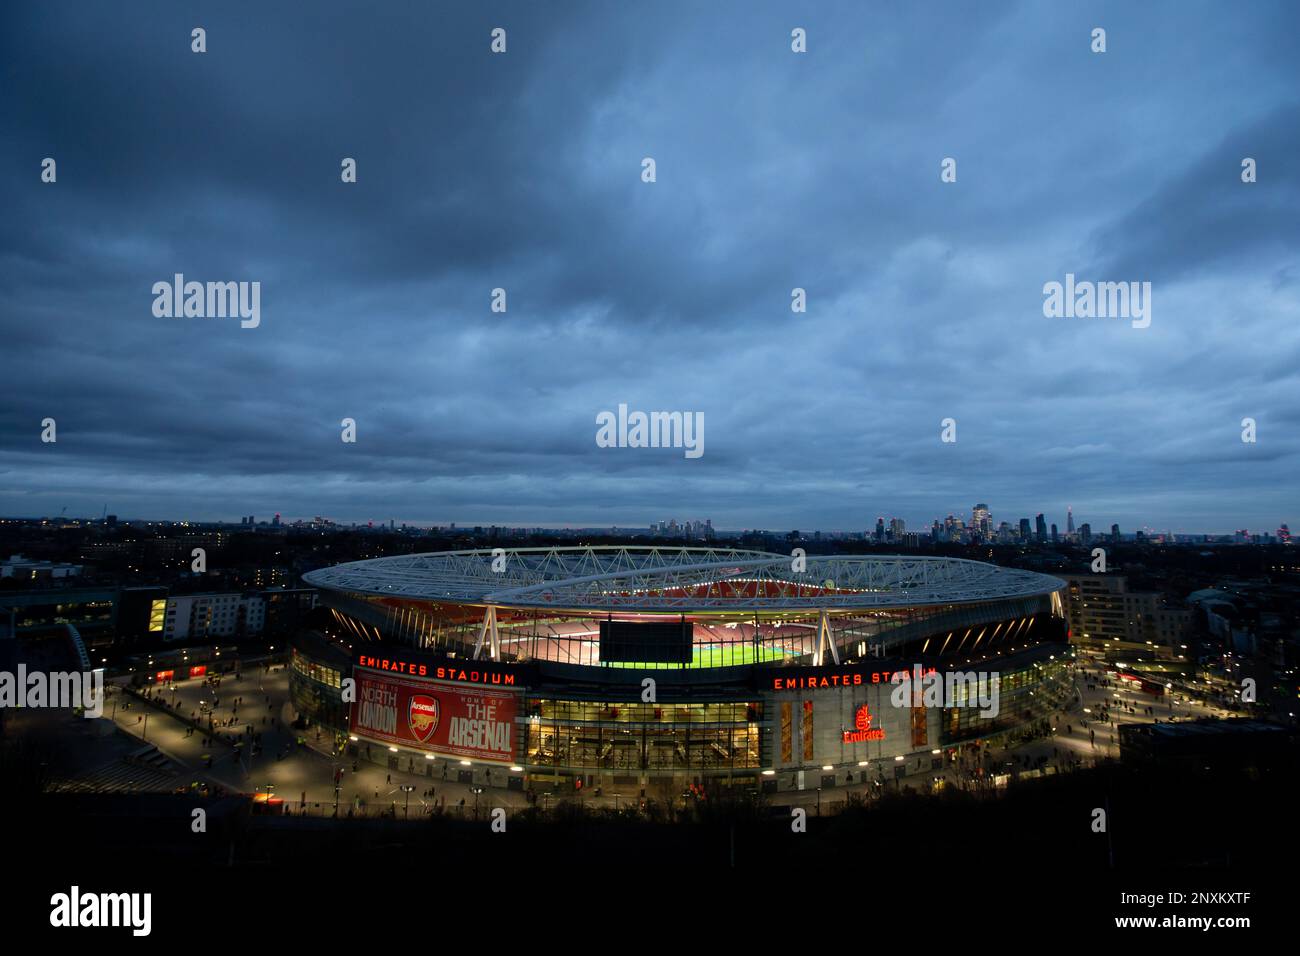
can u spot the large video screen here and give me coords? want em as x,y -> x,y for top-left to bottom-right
599,620 -> 694,664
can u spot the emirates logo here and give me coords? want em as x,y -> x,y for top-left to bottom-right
842,703 -> 885,742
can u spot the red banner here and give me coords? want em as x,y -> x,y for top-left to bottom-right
350,668 -> 518,764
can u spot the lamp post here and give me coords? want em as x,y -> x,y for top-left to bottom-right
400,784 -> 415,818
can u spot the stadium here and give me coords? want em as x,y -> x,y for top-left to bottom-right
293,547 -> 1072,795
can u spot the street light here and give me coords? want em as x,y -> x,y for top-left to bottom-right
332,764 -> 345,816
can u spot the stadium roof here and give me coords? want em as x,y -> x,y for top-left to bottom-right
303,546 -> 1065,612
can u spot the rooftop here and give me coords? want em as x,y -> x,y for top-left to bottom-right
303,546 -> 1065,613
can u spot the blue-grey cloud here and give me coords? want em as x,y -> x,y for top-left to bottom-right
1,0 -> 1297,535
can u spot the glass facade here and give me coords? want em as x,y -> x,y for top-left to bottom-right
291,647 -> 342,688
942,656 -> 1073,742
8,594 -> 116,637
289,646 -> 349,731
522,698 -> 762,777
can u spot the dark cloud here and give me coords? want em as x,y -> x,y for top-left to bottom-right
1,0 -> 1297,533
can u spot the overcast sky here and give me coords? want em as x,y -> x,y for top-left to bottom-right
2,1 -> 1297,534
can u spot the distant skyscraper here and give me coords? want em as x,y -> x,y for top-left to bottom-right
875,517 -> 885,543
1111,523 -> 1120,543
1019,518 -> 1031,541
1066,506 -> 1075,535
1079,523 -> 1092,546
1051,523 -> 1058,543
1035,514 -> 1047,542
973,503 -> 990,533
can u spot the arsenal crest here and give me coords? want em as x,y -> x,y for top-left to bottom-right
408,694 -> 440,743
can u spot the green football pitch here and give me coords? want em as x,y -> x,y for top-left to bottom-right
606,644 -> 790,668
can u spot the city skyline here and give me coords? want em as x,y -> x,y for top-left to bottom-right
2,503 -> 1290,540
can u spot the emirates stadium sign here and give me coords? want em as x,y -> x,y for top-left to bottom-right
351,666 -> 518,763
